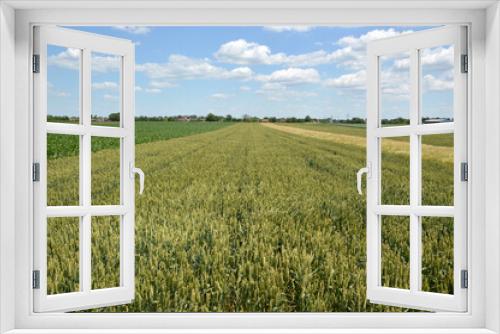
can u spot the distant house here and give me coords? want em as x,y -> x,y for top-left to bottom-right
176,116 -> 191,122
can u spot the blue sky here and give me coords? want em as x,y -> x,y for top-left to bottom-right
47,26 -> 454,120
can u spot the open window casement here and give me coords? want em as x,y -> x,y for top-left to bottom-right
362,25 -> 468,312
33,26 -> 142,312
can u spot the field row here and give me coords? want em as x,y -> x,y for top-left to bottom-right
47,121 -> 232,159
284,123 -> 454,147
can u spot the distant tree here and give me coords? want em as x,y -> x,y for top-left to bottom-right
108,112 -> 120,122
305,115 -> 312,122
47,115 -> 70,122
269,117 -> 277,123
350,117 -> 365,124
206,113 -> 221,122
225,114 -> 233,122
381,117 -> 409,125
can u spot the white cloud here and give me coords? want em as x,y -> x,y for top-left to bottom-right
240,86 -> 252,91
48,48 -> 80,70
215,39 -> 286,65
214,39 -> 352,67
50,90 -> 70,97
324,70 -> 366,90
334,28 -> 414,70
145,88 -> 162,94
223,66 -> 254,79
47,81 -> 71,97
256,83 -> 318,101
149,81 -> 176,89
92,81 -> 118,90
137,54 -> 253,81
323,30 -> 454,99
135,81 -> 178,94
211,93 -> 230,99
324,67 -> 409,98
381,83 -> 410,98
103,94 -> 119,101
113,26 -> 151,35
392,46 -> 453,71
92,54 -> 121,73
48,48 -> 120,73
256,68 -> 320,85
264,26 -> 312,32
338,29 -> 411,50
423,74 -> 454,91
421,46 -> 454,69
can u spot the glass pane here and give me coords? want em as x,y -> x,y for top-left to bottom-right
421,133 -> 454,206
47,45 -> 81,124
47,133 -> 79,206
379,52 -> 410,126
92,216 -> 121,289
381,216 -> 410,289
420,45 -> 454,124
91,52 -> 121,126
421,217 -> 454,294
91,137 -> 121,205
381,137 -> 410,205
47,217 -> 80,295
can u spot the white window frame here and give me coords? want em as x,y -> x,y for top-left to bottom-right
32,26 -> 136,312
0,1 -> 499,333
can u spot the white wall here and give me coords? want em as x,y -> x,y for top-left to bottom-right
0,2 -> 16,333
485,2 -> 500,332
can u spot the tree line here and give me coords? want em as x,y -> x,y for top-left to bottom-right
47,113 -> 452,125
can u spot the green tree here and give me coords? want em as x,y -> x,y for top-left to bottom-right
206,113 -> 220,122
108,113 -> 120,122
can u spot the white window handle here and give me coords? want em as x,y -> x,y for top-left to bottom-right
130,163 -> 145,195
357,165 -> 370,195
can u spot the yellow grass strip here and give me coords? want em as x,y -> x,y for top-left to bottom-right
261,123 -> 453,164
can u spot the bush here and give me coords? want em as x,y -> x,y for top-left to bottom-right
108,113 -> 120,122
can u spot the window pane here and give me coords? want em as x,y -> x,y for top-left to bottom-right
91,137 -> 121,205
91,52 -> 121,126
381,137 -> 410,205
421,134 -> 454,206
47,45 -> 81,124
420,45 -> 454,124
421,217 -> 454,294
379,52 -> 410,126
47,217 -> 80,295
47,133 -> 80,206
381,216 -> 410,289
91,216 -> 120,289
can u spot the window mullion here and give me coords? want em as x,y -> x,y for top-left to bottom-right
79,48 -> 92,293
409,48 -> 422,293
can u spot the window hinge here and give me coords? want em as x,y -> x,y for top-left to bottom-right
32,162 -> 40,182
32,270 -> 40,289
32,54 -> 40,73
461,54 -> 468,73
461,162 -> 468,182
461,269 -> 468,289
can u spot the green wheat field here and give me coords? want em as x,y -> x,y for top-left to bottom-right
45,121 -> 454,312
